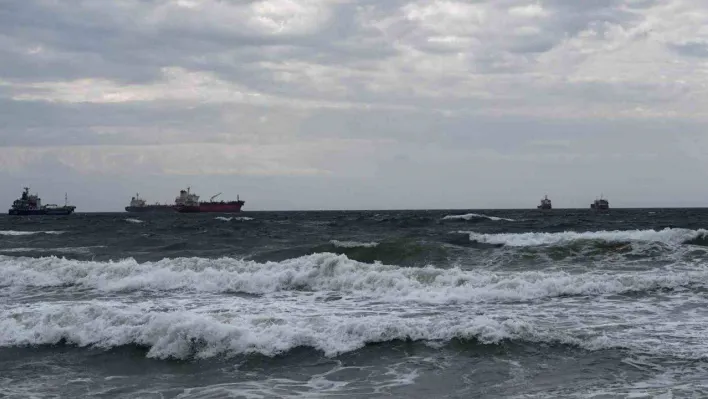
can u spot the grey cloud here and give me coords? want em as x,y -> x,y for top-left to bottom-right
0,0 -> 669,105
0,0 -> 391,84
669,41 -> 708,58
0,99 -> 305,147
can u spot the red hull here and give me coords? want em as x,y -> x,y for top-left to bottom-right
176,201 -> 245,213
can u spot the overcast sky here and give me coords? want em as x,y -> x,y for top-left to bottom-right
2,0 -> 708,211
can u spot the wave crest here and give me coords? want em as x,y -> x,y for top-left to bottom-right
0,303 -> 598,359
1,253 -> 703,303
443,213 -> 516,222
463,228 -> 708,247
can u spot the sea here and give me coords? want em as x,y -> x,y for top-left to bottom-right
2,208 -> 708,398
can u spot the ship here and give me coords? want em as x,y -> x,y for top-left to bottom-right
590,195 -> 609,211
174,187 -> 245,213
8,187 -> 76,215
125,193 -> 175,213
537,195 -> 552,210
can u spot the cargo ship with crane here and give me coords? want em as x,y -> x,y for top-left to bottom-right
174,187 -> 245,213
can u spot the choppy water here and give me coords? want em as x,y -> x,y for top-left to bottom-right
2,209 -> 708,398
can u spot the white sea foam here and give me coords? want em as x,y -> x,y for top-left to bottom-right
1,255 -> 707,361
2,293 -> 706,361
443,213 -> 516,222
463,228 -> 708,247
0,230 -> 65,236
329,240 -> 379,248
0,253 -> 703,304
125,218 -> 144,224
0,302 -> 598,359
215,216 -> 254,222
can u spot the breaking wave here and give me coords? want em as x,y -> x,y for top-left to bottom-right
443,213 -> 516,222
248,239 -> 446,267
125,218 -> 144,224
0,304 -> 604,360
1,253 -> 703,303
2,298 -> 705,361
463,228 -> 708,247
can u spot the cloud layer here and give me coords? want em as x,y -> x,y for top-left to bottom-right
1,0 -> 707,210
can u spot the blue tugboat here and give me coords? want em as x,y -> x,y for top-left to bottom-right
8,187 -> 76,215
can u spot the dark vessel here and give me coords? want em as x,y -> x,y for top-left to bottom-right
591,195 -> 609,211
537,195 -> 552,210
174,187 -> 245,213
8,187 -> 76,215
125,193 -> 175,213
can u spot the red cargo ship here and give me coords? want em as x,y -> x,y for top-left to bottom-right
174,187 -> 245,213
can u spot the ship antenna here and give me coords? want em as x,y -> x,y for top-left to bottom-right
65,193 -> 68,206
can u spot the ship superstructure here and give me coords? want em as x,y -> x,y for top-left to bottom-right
537,195 -> 552,210
174,187 -> 201,212
591,195 -> 609,211
8,187 -> 76,215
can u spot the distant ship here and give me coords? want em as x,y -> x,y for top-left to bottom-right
537,195 -> 552,210
591,195 -> 609,210
125,193 -> 175,213
174,187 -> 245,213
8,187 -> 76,215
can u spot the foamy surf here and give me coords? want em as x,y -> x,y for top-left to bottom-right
215,216 -> 254,221
1,296 -> 704,361
462,228 -> 708,247
125,218 -> 144,224
443,213 -> 516,222
0,253 -> 703,304
0,303 -> 562,358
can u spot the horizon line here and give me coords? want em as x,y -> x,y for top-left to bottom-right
37,206 -> 708,213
